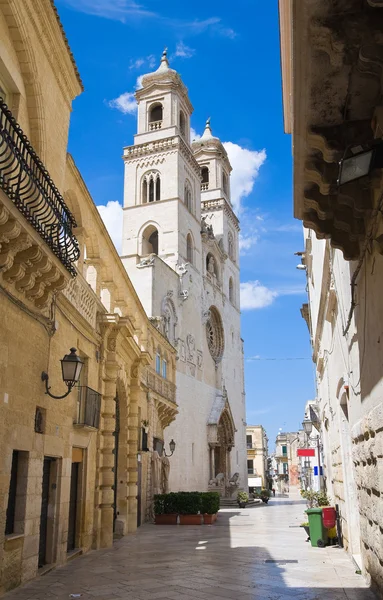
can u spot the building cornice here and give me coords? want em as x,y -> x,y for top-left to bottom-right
124,135 -> 200,176
24,0 -> 83,103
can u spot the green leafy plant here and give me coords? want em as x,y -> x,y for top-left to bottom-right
176,492 -> 202,515
300,521 -> 309,527
153,493 -> 179,515
300,489 -> 331,508
316,491 -> 331,507
201,492 -> 220,514
237,491 -> 249,504
260,488 -> 271,498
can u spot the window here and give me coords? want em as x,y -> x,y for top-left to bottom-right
142,225 -> 159,255
246,435 -> 252,449
142,172 -> 160,204
186,233 -> 193,264
282,445 -> 287,456
247,459 -> 254,475
156,353 -> 161,374
229,277 -> 234,303
149,103 -> 163,129
5,451 -> 19,535
201,166 -> 209,189
162,359 -> 167,379
184,182 -> 193,213
283,462 -> 288,475
206,306 -> 225,362
222,171 -> 228,195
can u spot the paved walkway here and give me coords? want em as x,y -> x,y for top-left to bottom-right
4,494 -> 376,600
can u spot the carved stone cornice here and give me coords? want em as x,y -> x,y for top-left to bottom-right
0,193 -> 70,308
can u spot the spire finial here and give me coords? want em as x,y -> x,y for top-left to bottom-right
201,117 -> 213,139
156,47 -> 169,72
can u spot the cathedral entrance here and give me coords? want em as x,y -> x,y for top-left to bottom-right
208,397 -> 236,496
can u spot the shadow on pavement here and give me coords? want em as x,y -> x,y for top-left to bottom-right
1,501 -> 377,600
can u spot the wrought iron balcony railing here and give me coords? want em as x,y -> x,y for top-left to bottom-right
76,386 -> 101,428
0,98 -> 79,276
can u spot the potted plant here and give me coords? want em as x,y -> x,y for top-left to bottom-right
237,491 -> 249,508
260,488 -> 271,504
201,492 -> 220,524
178,492 -> 202,524
154,493 -> 178,524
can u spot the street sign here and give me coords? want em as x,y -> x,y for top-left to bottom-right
297,448 -> 315,457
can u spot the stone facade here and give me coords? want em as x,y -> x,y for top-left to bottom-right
280,0 -> 383,594
0,2 -> 176,594
246,425 -> 268,489
121,52 -> 247,494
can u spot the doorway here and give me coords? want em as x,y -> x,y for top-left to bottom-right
39,457 -> 54,568
137,459 -> 142,528
67,462 -> 80,552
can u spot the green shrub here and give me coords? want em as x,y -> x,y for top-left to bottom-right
260,488 -> 271,498
153,492 -> 179,515
201,492 -> 220,514
300,489 -> 331,508
237,491 -> 249,503
176,491 -> 202,515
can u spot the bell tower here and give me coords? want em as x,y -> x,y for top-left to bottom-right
121,50 -> 202,283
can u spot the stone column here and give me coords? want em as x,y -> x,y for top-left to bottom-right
210,446 -> 215,480
126,361 -> 143,534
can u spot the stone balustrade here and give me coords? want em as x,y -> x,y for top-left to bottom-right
149,120 -> 162,131
62,270 -> 104,328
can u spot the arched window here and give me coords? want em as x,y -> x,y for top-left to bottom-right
180,111 -> 186,136
228,231 -> 235,261
229,277 -> 234,303
186,233 -> 193,264
206,306 -> 225,362
149,178 -> 154,202
223,171 -> 228,195
149,103 -> 163,130
142,172 -> 161,204
142,225 -> 159,255
142,179 -> 148,204
184,181 -> 193,213
201,166 -> 209,190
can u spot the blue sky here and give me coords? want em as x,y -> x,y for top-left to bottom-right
56,0 -> 315,447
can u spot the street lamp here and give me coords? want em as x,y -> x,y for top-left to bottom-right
41,347 -> 84,399
338,140 -> 383,186
163,439 -> 176,457
302,418 -> 313,436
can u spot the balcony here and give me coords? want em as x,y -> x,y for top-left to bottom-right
0,99 -> 79,272
149,120 -> 162,131
0,99 -> 79,307
201,183 -> 209,191
147,367 -> 178,429
75,386 -> 101,429
247,469 -> 256,475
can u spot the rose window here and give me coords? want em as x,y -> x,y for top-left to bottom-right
206,307 -> 224,362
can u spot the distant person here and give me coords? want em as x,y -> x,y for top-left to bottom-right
272,488 -> 276,497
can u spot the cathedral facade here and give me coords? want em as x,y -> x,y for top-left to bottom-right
121,51 -> 247,493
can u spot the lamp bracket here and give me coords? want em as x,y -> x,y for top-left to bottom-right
41,372 -> 72,400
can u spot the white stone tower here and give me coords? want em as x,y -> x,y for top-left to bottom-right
121,51 -> 247,494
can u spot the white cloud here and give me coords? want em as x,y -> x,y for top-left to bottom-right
129,58 -> 145,70
97,201 -> 123,253
190,127 -> 201,142
108,91 -> 136,115
59,1 -> 236,37
223,143 -> 266,213
239,233 -> 258,254
240,281 -> 278,310
108,75 -> 143,114
174,41 -> 195,59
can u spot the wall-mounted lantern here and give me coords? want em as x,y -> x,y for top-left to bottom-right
41,347 -> 84,399
163,439 -> 176,457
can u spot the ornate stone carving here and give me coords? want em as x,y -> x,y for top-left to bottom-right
197,350 -> 203,369
137,254 -> 155,268
206,306 -> 225,362
62,272 -> 99,328
186,333 -> 195,362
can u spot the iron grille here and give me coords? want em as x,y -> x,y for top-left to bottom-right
76,386 -> 101,428
0,98 -> 79,276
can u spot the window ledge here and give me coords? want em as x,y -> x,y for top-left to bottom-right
4,533 -> 24,543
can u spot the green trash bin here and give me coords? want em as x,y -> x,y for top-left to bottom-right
306,508 -> 328,548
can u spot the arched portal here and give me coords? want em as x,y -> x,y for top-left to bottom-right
214,409 -> 235,479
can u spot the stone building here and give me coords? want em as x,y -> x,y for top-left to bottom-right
0,1 -> 176,593
280,0 -> 383,593
246,425 -> 268,491
121,51 -> 247,494
274,431 -> 303,492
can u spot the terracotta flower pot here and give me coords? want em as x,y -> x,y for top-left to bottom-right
203,513 -> 217,524
155,514 -> 178,525
179,514 -> 202,525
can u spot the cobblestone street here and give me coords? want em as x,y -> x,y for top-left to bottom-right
3,494 -> 376,600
